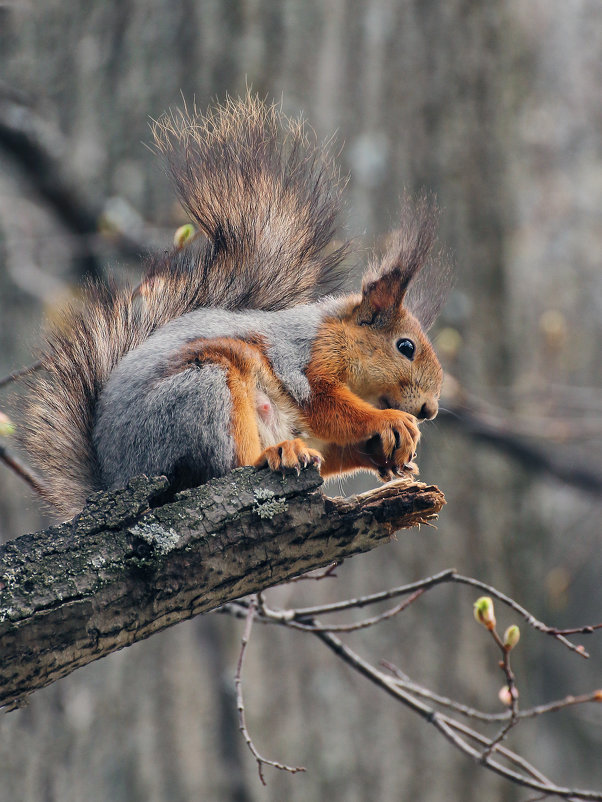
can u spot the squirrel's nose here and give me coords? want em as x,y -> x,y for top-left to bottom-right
417,400 -> 438,420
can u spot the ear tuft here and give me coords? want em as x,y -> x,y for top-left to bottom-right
405,248 -> 454,330
360,193 -> 451,328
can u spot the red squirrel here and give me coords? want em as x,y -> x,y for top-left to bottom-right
20,95 -> 449,518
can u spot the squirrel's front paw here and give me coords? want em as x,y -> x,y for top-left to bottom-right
254,438 -> 323,474
369,411 -> 420,480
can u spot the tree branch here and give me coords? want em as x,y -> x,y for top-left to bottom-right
438,403 -> 602,496
234,597 -> 306,784
221,589 -> 601,799
0,467 -> 445,711
0,360 -> 43,390
309,630 -> 601,800
0,87 -> 148,277
0,441 -> 48,497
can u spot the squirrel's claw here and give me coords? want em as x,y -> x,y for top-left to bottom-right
254,438 -> 323,475
379,461 -> 418,483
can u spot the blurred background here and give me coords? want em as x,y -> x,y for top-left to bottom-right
0,1 -> 601,800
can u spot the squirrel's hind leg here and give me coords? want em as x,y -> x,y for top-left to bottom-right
178,337 -> 265,467
226,362 -> 264,466
178,337 -> 321,475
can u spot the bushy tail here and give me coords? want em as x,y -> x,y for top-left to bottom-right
19,95 -> 350,516
149,92 -> 349,312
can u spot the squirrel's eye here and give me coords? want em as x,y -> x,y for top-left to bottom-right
396,338 -> 415,360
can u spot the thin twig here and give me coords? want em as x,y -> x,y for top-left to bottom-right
0,442 -> 47,497
438,401 -> 602,497
279,569 -> 457,618
309,627 -> 602,800
263,590 -> 424,633
381,661 -> 602,723
220,589 -> 601,799
0,89 -> 147,278
0,361 -> 43,390
440,717 -> 581,801
287,561 -> 341,582
551,623 -> 602,636
275,569 -> 591,657
451,574 -> 590,657
234,596 -> 305,785
381,659 -> 509,721
480,626 -> 519,760
517,691 -> 602,719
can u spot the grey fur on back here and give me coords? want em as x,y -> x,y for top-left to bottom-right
94,301 -> 340,490
96,362 -> 236,491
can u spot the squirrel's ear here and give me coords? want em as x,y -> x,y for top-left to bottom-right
357,194 -> 439,327
356,266 -> 411,326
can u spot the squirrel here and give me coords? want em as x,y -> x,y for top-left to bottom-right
19,95 -> 449,519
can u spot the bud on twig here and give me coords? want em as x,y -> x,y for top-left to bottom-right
503,625 -> 520,651
0,412 -> 15,437
473,597 -> 496,630
174,223 -> 197,249
498,685 -> 518,706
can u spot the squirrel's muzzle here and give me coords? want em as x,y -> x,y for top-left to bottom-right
417,399 -> 438,421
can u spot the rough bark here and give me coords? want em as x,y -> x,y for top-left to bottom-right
0,467 -> 444,711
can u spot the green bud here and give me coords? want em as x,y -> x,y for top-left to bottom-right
503,625 -> 520,651
473,597 -> 496,630
0,411 -> 15,437
173,223 -> 196,249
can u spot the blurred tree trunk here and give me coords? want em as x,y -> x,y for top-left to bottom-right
0,1 -> 600,801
